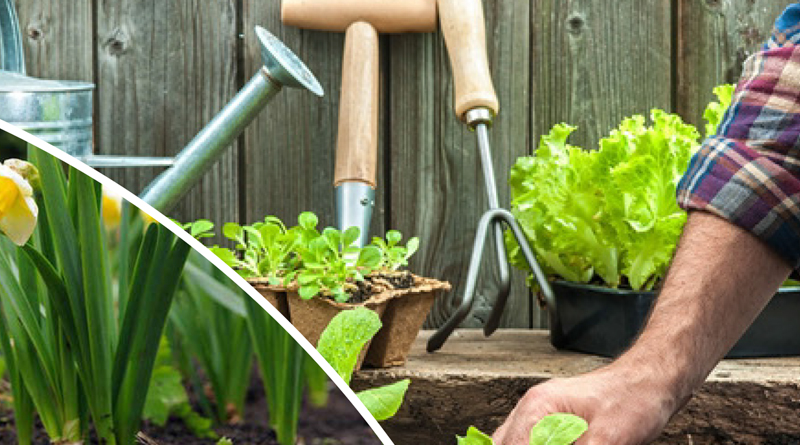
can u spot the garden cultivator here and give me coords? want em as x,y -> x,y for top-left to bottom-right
427,0 -> 554,352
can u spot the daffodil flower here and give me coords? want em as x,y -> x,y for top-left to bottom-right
101,185 -> 123,229
0,161 -> 38,246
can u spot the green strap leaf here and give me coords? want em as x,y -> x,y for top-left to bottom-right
356,379 -> 410,421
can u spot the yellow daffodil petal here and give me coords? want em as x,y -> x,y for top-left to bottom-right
0,194 -> 38,246
141,210 -> 157,227
0,176 -> 19,215
101,186 -> 123,229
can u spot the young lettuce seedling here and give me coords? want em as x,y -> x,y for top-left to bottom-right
457,414 -> 588,445
371,230 -> 419,271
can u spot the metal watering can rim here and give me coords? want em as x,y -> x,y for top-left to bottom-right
0,70 -> 95,93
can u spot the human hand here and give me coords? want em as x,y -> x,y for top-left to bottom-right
493,365 -> 679,445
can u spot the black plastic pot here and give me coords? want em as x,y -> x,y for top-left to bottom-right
548,280 -> 800,358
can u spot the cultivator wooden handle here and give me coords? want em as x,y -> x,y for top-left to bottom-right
333,22 -> 380,188
438,0 -> 499,121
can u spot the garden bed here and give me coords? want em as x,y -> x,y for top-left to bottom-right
0,378 -> 380,445
352,329 -> 800,445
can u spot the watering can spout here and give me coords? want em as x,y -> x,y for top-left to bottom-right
141,26 -> 323,213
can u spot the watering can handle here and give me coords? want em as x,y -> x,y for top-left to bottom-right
438,0 -> 498,121
0,0 -> 25,74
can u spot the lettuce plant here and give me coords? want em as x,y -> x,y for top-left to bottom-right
508,87 -> 734,291
371,230 -> 419,271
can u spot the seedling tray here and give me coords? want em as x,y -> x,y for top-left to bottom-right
548,281 -> 800,358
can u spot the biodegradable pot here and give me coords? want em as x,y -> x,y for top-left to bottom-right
247,279 -> 291,321
365,276 -> 451,367
548,280 -> 800,358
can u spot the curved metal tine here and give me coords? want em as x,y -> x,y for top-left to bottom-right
504,212 -> 556,312
427,209 -> 499,352
483,220 -> 512,336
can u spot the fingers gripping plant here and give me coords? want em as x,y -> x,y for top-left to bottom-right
0,148 -> 192,445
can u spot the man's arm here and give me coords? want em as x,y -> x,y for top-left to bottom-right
493,211 -> 791,444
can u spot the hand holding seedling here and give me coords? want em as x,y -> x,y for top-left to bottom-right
495,212 -> 793,444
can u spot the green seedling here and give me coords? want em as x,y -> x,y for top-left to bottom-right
316,308 -> 411,421
457,413 -> 588,445
371,230 -> 419,271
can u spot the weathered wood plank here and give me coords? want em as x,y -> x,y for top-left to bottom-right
14,0 -> 92,80
532,0 -> 673,150
95,0 -> 239,232
241,2 -> 386,236
390,0 -> 533,329
677,0 -> 789,131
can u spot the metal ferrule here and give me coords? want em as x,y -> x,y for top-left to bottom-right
335,181 -> 375,248
464,107 -> 494,130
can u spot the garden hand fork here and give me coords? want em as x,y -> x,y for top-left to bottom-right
427,0 -> 555,352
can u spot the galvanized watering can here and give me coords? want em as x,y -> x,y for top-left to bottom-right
0,0 -> 322,213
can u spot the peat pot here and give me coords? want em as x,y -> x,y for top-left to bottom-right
548,280 -> 800,358
249,275 -> 450,368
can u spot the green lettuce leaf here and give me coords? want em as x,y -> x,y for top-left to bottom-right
456,426 -> 494,445
316,308 -> 382,384
356,379 -> 410,421
507,107 -> 703,290
528,413 -> 588,444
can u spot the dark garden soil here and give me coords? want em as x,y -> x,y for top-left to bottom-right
0,377 -> 380,445
347,271 -> 414,304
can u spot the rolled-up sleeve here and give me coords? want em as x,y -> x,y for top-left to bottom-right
676,4 -> 800,268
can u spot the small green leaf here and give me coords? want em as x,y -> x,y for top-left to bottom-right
299,284 -> 320,300
209,247 -> 238,267
405,237 -> 420,259
222,222 -> 243,241
216,438 -> 233,445
357,246 -> 383,270
528,413 -> 588,445
342,226 -> 360,247
456,427 -> 494,445
298,212 -> 318,230
356,379 -> 410,421
190,219 -> 214,237
386,230 -> 402,246
316,308 -> 382,384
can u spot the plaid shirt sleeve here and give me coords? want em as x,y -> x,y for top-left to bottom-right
676,3 -> 800,268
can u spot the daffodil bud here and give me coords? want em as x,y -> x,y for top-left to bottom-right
101,185 -> 123,230
3,159 -> 40,191
0,163 -> 38,246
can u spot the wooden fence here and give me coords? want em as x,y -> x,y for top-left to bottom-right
13,0 -> 790,328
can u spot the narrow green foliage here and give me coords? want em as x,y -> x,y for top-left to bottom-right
245,296 -> 306,445
169,253 -> 253,424
0,147 -> 194,445
304,360 -> 330,408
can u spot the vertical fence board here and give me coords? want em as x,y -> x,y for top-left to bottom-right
14,0 -> 93,80
390,1 -> 533,329
677,0 -> 788,131
532,0 -> 673,150
241,2 -> 386,236
95,0 -> 239,230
